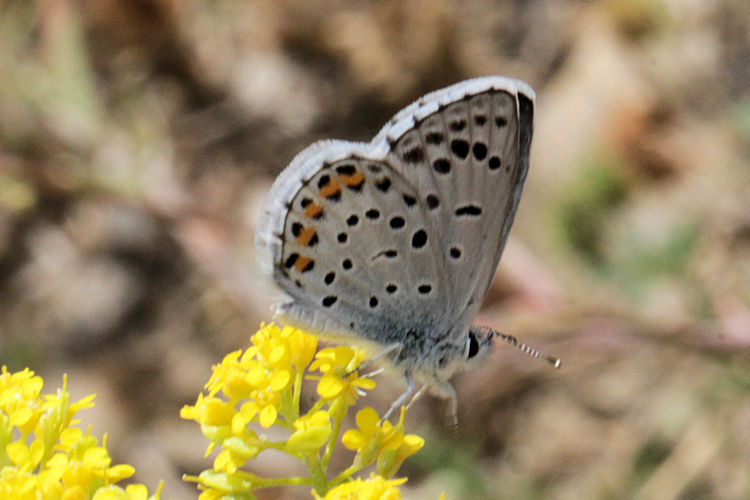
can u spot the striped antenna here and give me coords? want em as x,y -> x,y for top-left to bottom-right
492,330 -> 561,368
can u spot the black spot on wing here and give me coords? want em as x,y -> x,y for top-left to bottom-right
284,253 -> 299,268
450,139 -> 470,159
425,132 -> 443,144
472,142 -> 488,160
449,119 -> 466,131
411,229 -> 427,248
426,194 -> 440,209
403,147 -> 424,163
335,164 -> 356,175
433,158 -> 451,174
455,205 -> 482,217
376,178 -> 391,192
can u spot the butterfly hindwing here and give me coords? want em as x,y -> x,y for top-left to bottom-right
268,153 -> 451,343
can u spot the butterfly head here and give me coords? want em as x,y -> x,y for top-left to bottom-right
463,326 -> 495,364
429,326 -> 496,379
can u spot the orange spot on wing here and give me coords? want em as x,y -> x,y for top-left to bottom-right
294,256 -> 314,273
319,179 -> 341,199
297,227 -> 317,246
339,171 -> 364,187
304,202 -> 323,219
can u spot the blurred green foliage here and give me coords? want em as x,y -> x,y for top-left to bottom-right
410,431 -> 490,499
557,153 -> 628,265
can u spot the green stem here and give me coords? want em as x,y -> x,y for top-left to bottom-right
247,475 -> 314,489
307,397 -> 327,415
330,464 -> 362,487
184,471 -> 313,490
322,409 -> 343,469
293,368 -> 303,416
302,451 -> 328,494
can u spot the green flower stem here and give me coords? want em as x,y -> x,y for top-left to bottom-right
39,387 -> 68,465
293,369 -> 304,417
330,464 -> 362,487
306,397 -> 327,415
322,409 -> 343,469
244,475 -> 313,489
279,384 -> 295,424
187,470 -> 314,492
302,451 -> 328,494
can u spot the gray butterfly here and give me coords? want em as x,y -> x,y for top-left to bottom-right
256,76 -> 558,424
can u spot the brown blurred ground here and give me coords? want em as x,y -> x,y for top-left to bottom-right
1,1 -> 749,499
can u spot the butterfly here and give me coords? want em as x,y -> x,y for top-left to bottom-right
256,76 -> 559,424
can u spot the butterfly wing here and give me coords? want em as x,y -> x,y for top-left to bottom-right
255,76 -> 534,352
255,140 -> 451,345
377,76 -> 534,328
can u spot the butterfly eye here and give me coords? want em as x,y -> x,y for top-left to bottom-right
466,332 -> 480,359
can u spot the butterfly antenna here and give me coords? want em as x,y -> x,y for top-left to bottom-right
493,330 -> 561,368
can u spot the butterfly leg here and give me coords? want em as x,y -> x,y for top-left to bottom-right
355,342 -> 402,378
405,383 -> 428,411
428,377 -> 458,427
381,370 -> 416,423
367,342 -> 402,363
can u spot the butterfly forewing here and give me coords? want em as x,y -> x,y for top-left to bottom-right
472,92 -> 534,313
385,89 -> 527,325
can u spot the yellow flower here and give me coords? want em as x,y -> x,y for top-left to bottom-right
90,483 -> 162,500
286,410 -> 333,453
204,350 -> 243,397
227,389 -> 280,429
0,367 -> 159,500
341,407 -> 424,478
310,346 -> 360,374
183,324 -> 427,499
342,407 -> 401,451
310,347 -> 376,404
188,393 -> 237,426
187,323 -> 313,434
250,323 -> 316,372
316,474 -> 407,500
377,433 -> 424,479
376,408 -> 424,478
6,439 -> 45,470
213,448 -> 248,474
285,326 -> 318,370
0,366 -> 45,434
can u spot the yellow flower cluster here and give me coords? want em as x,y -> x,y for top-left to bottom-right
315,473 -> 406,500
0,366 -> 161,500
342,407 -> 425,479
181,323 -> 427,499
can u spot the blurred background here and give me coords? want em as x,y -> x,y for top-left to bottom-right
1,0 -> 749,498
